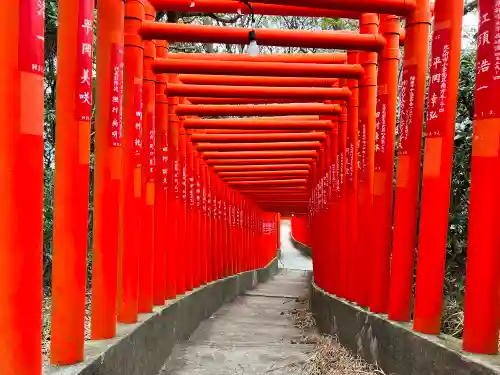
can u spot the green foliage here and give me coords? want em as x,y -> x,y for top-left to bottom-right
320,17 -> 358,31
43,0 -> 58,291
445,48 -> 476,303
464,0 -> 478,15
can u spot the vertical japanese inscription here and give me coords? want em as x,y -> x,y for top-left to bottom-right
174,158 -> 180,199
339,145 -> 345,191
426,28 -> 451,137
206,184 -> 211,219
182,161 -> 187,203
375,92 -> 388,171
147,113 -> 155,181
358,120 -> 368,182
196,173 -> 201,209
161,132 -> 168,188
109,44 -> 124,146
398,64 -> 418,155
19,0 -> 45,75
475,0 -> 500,120
133,84 -> 143,167
189,167 -> 194,209
346,134 -> 354,183
76,0 -> 94,122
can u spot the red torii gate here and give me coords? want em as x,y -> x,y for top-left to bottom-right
3,1 -> 498,375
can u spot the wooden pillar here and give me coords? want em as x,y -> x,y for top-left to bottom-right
0,1 -> 44,373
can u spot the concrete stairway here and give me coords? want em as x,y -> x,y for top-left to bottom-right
159,269 -> 313,375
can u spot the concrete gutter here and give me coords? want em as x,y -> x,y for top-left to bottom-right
290,234 -> 312,258
43,258 -> 279,375
311,282 -> 500,375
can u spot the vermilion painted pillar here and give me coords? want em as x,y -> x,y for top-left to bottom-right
179,94 -> 192,291
338,101 -> 348,298
388,0 -> 431,322
213,173 -> 220,279
154,39 -> 169,303
247,202 -> 252,269
91,0 -> 123,339
217,179 -> 227,278
51,0 -> 94,364
257,211 -> 261,268
330,127 -> 339,295
252,210 -> 256,269
194,151 -> 202,287
169,96 -> 185,295
230,190 -> 236,272
227,187 -> 234,274
357,13 -> 379,308
238,194 -> 244,273
245,202 -> 249,271
240,198 -> 245,272
242,199 -> 248,271
234,192 -> 241,273
186,131 -> 197,289
212,175 -> 219,278
228,190 -> 235,274
370,14 -> 400,313
210,168 -> 216,280
248,201 -> 252,269
315,146 -> 325,290
166,91 -> 176,296
346,51 -> 359,303
219,181 -> 227,276
462,0 -> 500,354
248,207 -> 253,270
205,168 -> 214,282
211,171 -> 220,279
245,200 -> 249,269
236,194 -> 241,272
228,185 -> 235,272
193,146 -> 201,287
247,199 -> 252,271
261,216 -> 265,266
200,163 -> 208,284
310,161 -> 320,287
118,0 -> 144,323
223,183 -> 229,273
0,1 -> 44,373
180,127 -> 192,291
138,2 -> 155,313
310,149 -> 318,284
316,146 -> 326,290
413,0 -> 463,335
224,183 -> 230,274
185,140 -> 194,289
189,144 -> 200,288
322,132 -> 331,290
199,157 -> 207,281
219,182 -> 225,275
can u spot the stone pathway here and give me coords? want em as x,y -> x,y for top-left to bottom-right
159,269 -> 313,375
279,220 -> 313,271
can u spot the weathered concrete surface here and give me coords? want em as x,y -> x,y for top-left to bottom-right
289,235 -> 312,258
280,220 -> 313,271
159,269 -> 314,375
43,258 -> 278,375
311,283 -> 500,375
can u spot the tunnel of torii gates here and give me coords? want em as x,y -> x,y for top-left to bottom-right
2,0 -> 500,373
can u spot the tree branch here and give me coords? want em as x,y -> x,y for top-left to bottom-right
463,0 -> 478,15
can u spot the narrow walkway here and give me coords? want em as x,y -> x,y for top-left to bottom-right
159,269 -> 313,374
279,220 -> 313,271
